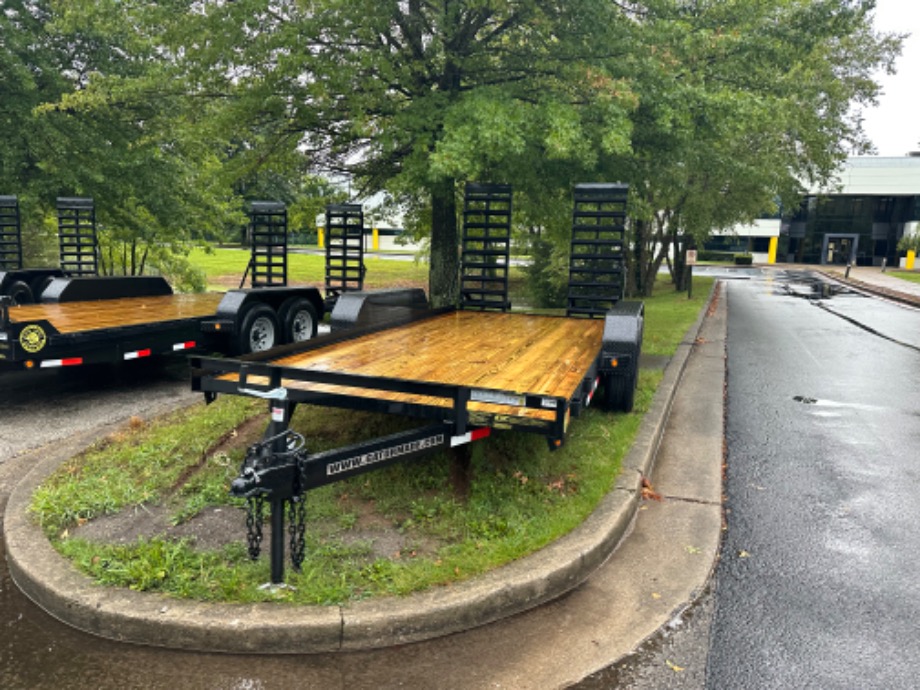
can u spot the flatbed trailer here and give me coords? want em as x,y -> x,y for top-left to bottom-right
0,279 -> 324,370
190,298 -> 643,583
190,182 -> 645,584
194,306 -> 629,440
0,197 -> 339,371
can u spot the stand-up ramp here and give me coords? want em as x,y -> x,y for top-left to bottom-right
57,197 -> 98,276
460,183 -> 513,311
566,184 -> 628,318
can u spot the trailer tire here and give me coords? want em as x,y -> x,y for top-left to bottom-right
5,280 -> 34,305
279,298 -> 318,344
237,303 -> 280,354
604,370 -> 637,413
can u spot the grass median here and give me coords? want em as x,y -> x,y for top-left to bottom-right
29,276 -> 715,605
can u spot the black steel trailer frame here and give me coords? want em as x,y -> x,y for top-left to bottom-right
189,181 -> 643,584
189,298 -> 642,583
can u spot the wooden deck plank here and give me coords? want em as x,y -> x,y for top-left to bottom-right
8,294 -> 224,334
261,311 -> 605,405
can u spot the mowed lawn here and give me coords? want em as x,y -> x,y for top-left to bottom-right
190,247 -> 429,291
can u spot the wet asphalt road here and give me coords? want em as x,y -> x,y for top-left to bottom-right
581,268 -> 920,689
3,269 -> 920,688
709,271 -> 920,689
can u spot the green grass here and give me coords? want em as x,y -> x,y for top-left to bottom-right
190,247 -> 429,291
889,269 -> 920,285
30,398 -> 264,537
32,275 -> 712,605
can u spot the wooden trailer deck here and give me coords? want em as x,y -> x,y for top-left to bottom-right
8,293 -> 225,334
215,310 -> 606,424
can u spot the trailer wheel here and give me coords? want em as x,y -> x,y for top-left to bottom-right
279,298 -> 318,344
238,304 -> 280,354
5,280 -> 34,305
604,370 -> 637,413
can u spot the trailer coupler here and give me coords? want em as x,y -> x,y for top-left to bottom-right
231,422 -> 491,584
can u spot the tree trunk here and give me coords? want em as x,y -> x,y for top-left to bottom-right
428,177 -> 460,308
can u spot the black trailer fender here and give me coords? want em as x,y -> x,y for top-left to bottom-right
330,288 -> 429,331
0,269 -> 66,304
600,301 -> 645,412
40,275 -> 173,302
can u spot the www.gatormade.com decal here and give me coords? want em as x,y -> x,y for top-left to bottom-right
19,324 -> 47,353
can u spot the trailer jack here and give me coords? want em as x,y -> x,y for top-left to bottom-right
229,414 -> 489,585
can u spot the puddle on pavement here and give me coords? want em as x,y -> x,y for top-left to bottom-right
778,272 -> 862,301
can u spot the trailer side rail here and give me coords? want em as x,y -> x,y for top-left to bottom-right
192,352 -> 571,442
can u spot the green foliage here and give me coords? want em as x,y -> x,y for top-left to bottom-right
2,0 -> 900,307
524,234 -> 569,309
897,233 -> 920,254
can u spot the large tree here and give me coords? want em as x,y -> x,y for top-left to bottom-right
108,0 -> 637,305
2,0 -> 283,286
603,0 -> 901,295
17,0 -> 899,302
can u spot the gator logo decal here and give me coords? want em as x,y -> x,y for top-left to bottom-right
19,324 -> 47,353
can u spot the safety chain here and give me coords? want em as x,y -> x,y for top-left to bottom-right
245,495 -> 265,560
288,495 -> 307,571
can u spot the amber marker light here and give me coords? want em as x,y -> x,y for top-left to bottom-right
610,357 -> 619,368
24,360 -> 34,369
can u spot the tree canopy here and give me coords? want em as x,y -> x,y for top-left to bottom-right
1,0 -> 902,299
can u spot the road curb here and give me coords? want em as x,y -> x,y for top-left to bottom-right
818,269 -> 920,308
4,285 -> 716,654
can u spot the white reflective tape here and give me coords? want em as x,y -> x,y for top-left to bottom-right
39,357 -> 83,368
450,428 -> 491,446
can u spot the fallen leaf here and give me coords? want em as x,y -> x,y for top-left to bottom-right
666,659 -> 685,672
651,592 -> 662,600
686,545 -> 701,555
738,550 -> 751,558
641,476 -> 663,502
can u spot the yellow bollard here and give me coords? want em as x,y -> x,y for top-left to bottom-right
317,226 -> 324,249
768,236 -> 778,265
372,227 -> 379,251
907,249 -> 916,270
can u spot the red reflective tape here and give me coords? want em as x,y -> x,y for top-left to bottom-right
172,341 -> 196,351
41,357 -> 83,368
586,376 -> 600,405
124,349 -> 152,360
470,428 -> 491,442
451,427 -> 491,447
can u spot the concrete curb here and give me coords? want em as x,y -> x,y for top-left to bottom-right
818,269 -> 920,309
5,285 -> 716,654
